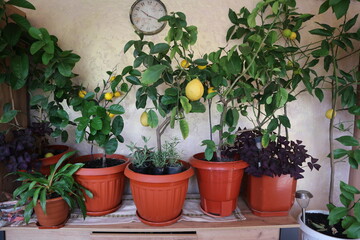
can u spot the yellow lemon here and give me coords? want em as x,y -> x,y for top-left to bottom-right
185,78 -> 204,101
110,76 -> 116,82
140,111 -> 149,127
44,152 -> 54,158
78,90 -> 87,98
289,32 -> 297,40
104,92 -> 113,101
114,91 -> 121,97
107,112 -> 115,118
197,65 -> 206,70
287,61 -> 293,67
180,59 -> 190,68
208,87 -> 216,94
325,109 -> 337,119
282,29 -> 292,38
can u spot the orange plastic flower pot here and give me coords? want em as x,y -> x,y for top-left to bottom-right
37,145 -> 74,175
125,160 -> 194,226
34,197 -> 69,228
246,174 -> 297,217
189,153 -> 248,217
74,154 -> 129,216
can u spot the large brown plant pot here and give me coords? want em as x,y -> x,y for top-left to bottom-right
34,196 -> 69,228
124,160 -> 194,226
36,145 -> 74,175
245,174 -> 296,217
189,153 -> 248,217
74,154 -> 129,216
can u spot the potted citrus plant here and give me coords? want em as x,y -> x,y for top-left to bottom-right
190,0 -> 321,217
68,66 -> 140,216
125,137 -> 194,226
12,151 -> 92,228
296,0 -> 360,238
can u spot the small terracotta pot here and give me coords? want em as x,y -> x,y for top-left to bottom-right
37,145 -> 74,175
125,160 -> 194,226
246,174 -> 297,217
34,197 -> 69,228
74,154 -> 129,216
189,153 -> 248,217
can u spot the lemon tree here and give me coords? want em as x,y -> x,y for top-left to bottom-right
69,67 -> 137,155
124,12 -> 208,149
200,0 -> 318,160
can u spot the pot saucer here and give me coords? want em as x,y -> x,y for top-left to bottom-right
86,202 -> 122,216
136,210 -> 182,226
36,215 -> 69,229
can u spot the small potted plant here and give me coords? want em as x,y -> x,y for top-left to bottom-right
12,151 -> 92,228
125,137 -> 194,226
235,129 -> 320,216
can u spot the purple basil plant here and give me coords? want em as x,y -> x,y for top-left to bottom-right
235,130 -> 321,179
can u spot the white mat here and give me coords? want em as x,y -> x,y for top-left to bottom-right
67,194 -> 246,225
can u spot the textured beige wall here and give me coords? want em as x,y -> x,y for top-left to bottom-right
24,0 -> 360,213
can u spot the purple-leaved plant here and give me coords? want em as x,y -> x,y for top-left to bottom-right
235,130 -> 321,179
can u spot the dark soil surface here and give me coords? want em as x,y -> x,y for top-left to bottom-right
83,158 -> 125,168
305,212 -> 348,239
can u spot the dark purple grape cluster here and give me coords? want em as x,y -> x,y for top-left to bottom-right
0,128 -> 40,172
30,122 -> 53,137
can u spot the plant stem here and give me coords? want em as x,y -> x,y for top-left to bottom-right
208,99 -> 213,141
156,116 -> 171,152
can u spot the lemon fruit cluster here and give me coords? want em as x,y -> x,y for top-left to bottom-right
78,90 -> 87,98
282,29 -> 297,40
180,59 -> 190,68
185,78 -> 204,101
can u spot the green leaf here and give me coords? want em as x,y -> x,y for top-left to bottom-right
180,96 -> 192,114
28,27 -> 42,40
108,104 -> 125,114
309,28 -> 333,36
141,65 -> 168,85
104,138 -> 118,154
90,117 -> 102,131
333,149 -> 349,159
341,181 -> 360,194
315,88 -> 324,102
112,116 -> 124,136
228,8 -> 238,24
261,133 -> 270,148
179,119 -> 189,139
279,115 -> 291,128
205,146 -> 214,161
11,53 -> 29,81
170,107 -> 177,129
147,109 -> 158,128
319,1 -> 330,14
332,0 -> 350,19
276,88 -> 288,108
349,106 -> 360,115
9,13 -> 31,30
124,40 -> 134,53
267,118 -> 278,132
344,14 -> 358,32
30,40 -> 46,55
6,0 -> 35,9
272,1 -> 279,14
150,43 -> 170,54
0,110 -> 18,123
336,136 -> 359,146
126,75 -> 141,85
354,202 -> 360,222
328,207 -> 348,225
58,62 -> 72,77
345,222 -> 360,238
247,13 -> 256,28
329,0 -> 342,6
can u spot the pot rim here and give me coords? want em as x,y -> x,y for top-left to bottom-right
74,154 -> 129,176
298,210 -> 349,240
189,152 -> 248,170
125,160 -> 194,183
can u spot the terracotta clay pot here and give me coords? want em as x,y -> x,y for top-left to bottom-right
37,145 -> 74,175
189,153 -> 248,217
74,154 -> 129,216
125,160 -> 194,226
34,197 -> 69,228
246,174 -> 296,217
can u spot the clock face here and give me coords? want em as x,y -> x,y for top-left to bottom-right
130,0 -> 167,35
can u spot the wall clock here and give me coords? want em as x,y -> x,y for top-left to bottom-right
130,0 -> 167,35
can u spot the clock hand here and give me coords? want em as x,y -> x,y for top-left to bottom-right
141,10 -> 159,20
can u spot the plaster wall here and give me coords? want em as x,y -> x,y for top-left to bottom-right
23,0 -> 360,214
